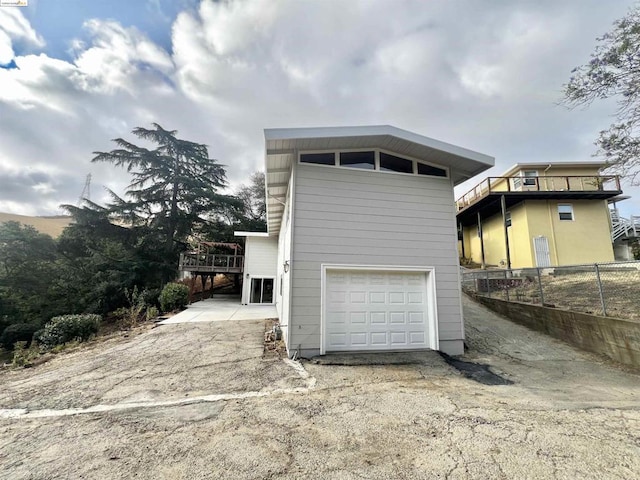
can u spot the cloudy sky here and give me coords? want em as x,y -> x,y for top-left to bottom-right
0,0 -> 638,217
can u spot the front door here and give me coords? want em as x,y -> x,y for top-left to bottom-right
250,278 -> 274,304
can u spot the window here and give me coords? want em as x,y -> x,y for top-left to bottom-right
380,152 -> 413,173
250,278 -> 274,303
505,211 -> 512,227
300,152 -> 335,165
417,162 -> 447,177
558,204 -> 574,221
298,149 -> 449,178
339,151 -> 375,170
522,170 -> 538,186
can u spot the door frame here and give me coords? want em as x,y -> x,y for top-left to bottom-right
320,264 -> 439,355
533,236 -> 552,267
248,276 -> 276,305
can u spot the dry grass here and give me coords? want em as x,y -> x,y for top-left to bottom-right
0,212 -> 72,238
484,269 -> 640,320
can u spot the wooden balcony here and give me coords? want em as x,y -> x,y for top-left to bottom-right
456,175 -> 622,226
179,253 -> 244,274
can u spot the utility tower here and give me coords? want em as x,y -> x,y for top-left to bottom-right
78,174 -> 91,206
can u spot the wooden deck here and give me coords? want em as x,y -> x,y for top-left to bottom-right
179,253 -> 244,274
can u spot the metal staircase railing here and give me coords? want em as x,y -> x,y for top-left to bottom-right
610,210 -> 640,241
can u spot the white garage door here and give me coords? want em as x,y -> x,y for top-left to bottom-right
324,269 -> 432,352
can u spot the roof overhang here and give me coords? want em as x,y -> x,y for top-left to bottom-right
264,125 -> 494,234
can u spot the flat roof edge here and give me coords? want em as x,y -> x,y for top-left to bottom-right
234,231 -> 270,237
265,125 -> 494,167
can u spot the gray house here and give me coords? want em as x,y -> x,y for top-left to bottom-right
237,125 -> 493,358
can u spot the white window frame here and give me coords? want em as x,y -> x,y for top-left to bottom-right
558,204 -> 574,221
297,148 -> 449,179
522,170 -> 539,186
248,276 -> 276,304
513,169 -> 538,190
320,264 -> 439,355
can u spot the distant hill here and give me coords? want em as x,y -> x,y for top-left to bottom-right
0,212 -> 73,238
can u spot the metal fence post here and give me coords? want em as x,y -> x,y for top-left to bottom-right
486,270 -> 491,297
536,267 -> 545,305
594,263 -> 607,316
504,269 -> 510,302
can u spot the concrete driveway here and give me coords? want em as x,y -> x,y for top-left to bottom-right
160,295 -> 278,324
0,296 -> 639,479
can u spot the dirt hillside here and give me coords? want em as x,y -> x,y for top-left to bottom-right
0,212 -> 72,238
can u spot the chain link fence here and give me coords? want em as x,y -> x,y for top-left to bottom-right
460,261 -> 640,320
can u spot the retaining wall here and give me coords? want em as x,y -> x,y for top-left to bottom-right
470,294 -> 640,368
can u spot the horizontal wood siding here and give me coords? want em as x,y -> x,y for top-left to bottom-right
290,164 -> 464,352
245,237 -> 278,277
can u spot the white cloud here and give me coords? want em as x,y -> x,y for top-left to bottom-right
1,0 -> 640,217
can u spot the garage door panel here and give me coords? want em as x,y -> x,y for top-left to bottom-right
349,291 -> 366,303
409,332 -> 426,344
370,332 -> 388,345
369,292 -> 386,303
329,332 -> 347,346
350,332 -> 367,346
350,311 -> 367,324
390,332 -> 407,345
407,292 -> 424,303
325,268 -> 432,352
328,311 -> 347,324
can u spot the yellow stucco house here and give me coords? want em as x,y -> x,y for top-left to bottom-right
456,162 -> 622,268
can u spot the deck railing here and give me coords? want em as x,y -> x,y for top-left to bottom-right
456,175 -> 621,211
179,253 -> 244,272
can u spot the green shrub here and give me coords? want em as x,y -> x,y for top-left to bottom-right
0,323 -> 40,350
12,341 -> 40,367
146,306 -> 159,321
159,283 -> 189,312
141,288 -> 161,308
35,314 -> 101,350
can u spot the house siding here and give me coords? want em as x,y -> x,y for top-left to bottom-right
276,178 -> 294,350
290,163 -> 464,356
460,198 -> 614,268
241,236 -> 278,304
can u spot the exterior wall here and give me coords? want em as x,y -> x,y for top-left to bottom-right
290,163 -> 464,357
241,236 -> 278,304
526,200 -> 614,266
472,294 -> 640,368
461,203 -> 531,268
461,199 -> 614,268
276,177 -> 294,350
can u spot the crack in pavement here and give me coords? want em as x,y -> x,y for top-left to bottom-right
0,359 -> 316,421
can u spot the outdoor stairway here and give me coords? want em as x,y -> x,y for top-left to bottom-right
610,209 -> 640,241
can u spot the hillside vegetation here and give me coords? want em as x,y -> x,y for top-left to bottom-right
0,124 -> 266,361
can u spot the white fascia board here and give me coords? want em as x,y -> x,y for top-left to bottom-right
500,161 -> 607,177
265,125 -> 494,166
234,231 -> 271,237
